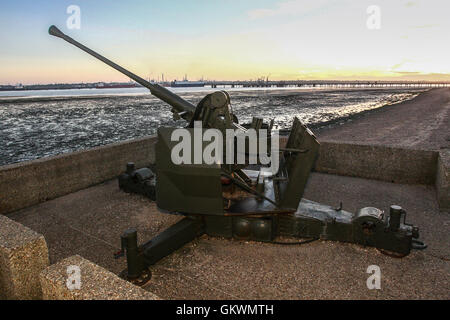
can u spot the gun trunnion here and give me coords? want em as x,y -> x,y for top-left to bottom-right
49,25 -> 426,285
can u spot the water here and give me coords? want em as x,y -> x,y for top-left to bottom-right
0,87 -> 424,166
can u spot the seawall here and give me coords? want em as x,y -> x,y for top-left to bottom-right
1,136 -> 447,215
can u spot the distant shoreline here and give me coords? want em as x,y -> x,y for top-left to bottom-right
0,86 -> 425,104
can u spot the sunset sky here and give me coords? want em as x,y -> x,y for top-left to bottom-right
1,0 -> 449,84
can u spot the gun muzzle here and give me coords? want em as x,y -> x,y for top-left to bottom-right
48,25 -> 66,39
48,25 -> 196,119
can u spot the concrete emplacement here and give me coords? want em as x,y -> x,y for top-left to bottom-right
0,88 -> 449,299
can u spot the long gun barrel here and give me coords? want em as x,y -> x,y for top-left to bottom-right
48,25 -> 196,118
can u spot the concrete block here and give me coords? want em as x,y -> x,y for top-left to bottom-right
436,150 -> 450,211
0,215 -> 49,299
40,255 -> 159,300
315,141 -> 438,185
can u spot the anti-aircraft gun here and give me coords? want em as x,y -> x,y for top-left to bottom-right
49,25 -> 427,285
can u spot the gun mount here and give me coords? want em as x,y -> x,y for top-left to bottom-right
49,25 -> 426,285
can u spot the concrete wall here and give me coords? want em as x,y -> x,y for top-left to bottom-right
0,136 -> 157,215
0,214 -> 49,299
40,255 -> 159,300
315,141 -> 438,185
0,135 -> 444,215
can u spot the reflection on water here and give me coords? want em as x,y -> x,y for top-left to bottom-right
0,88 -> 424,166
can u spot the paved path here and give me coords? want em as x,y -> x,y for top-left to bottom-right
318,88 -> 450,151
